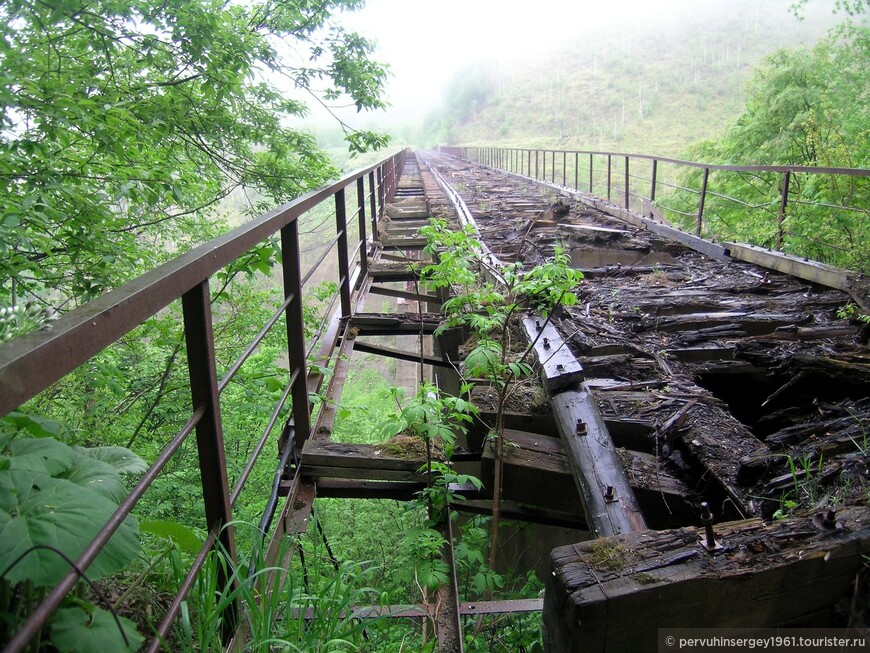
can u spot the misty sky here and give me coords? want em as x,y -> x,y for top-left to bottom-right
328,0 -> 724,123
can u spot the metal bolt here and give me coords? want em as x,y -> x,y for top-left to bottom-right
543,337 -> 551,350
576,419 -> 587,435
556,363 -> 565,372
700,502 -> 717,550
535,320 -> 542,331
813,508 -> 838,530
604,486 -> 616,502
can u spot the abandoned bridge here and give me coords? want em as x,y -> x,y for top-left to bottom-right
2,147 -> 869,652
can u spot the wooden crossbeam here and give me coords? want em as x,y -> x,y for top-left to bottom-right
369,284 -> 441,305
521,315 -> 647,536
353,340 -> 452,368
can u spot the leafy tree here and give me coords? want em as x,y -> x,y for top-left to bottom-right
660,13 -> 870,270
0,0 -> 389,307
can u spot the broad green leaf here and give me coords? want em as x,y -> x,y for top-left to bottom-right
1,412 -> 67,440
50,605 -> 144,653
140,519 -> 203,555
57,457 -> 126,503
0,470 -> 139,586
74,446 -> 148,475
6,437 -> 77,476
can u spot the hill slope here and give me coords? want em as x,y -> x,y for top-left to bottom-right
422,0 -> 840,156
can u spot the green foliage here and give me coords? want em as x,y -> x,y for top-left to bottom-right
660,24 -> 870,270
0,303 -> 58,342
397,525 -> 451,592
838,302 -> 870,324
172,526 -> 383,652
50,605 -> 144,653
386,382 -> 477,459
0,431 -> 145,650
426,0 -> 838,154
0,436 -> 142,586
0,0 -> 389,307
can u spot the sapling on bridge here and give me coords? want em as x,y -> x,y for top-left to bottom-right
421,217 -> 583,591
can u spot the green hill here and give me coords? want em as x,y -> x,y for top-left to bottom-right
422,0 -> 840,156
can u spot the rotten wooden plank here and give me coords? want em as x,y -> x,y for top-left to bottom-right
544,506 -> 870,653
350,311 -> 442,336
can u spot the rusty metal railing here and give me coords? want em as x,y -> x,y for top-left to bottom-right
441,146 -> 870,272
0,148 -> 408,652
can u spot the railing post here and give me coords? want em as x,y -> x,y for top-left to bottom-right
369,170 -> 377,239
527,150 -> 531,177
357,176 -> 368,279
181,279 -> 238,642
335,187 -> 351,318
280,220 -> 311,451
589,153 -> 593,192
543,150 -> 547,180
650,159 -> 658,214
624,156 -> 630,209
563,151 -> 567,186
377,166 -> 385,218
776,170 -> 791,251
535,150 -> 540,179
551,150 -> 556,183
607,154 -> 612,201
574,152 -> 579,190
697,167 -> 710,236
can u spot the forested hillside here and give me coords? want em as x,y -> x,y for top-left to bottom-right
422,0 -> 840,155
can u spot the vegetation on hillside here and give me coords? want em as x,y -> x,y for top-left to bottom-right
423,0 -> 840,155
660,3 -> 870,270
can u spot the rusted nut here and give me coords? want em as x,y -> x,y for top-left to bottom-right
556,363 -> 565,372
604,485 -> 616,502
576,419 -> 587,435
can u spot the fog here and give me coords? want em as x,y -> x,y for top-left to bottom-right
304,0 -> 836,144
335,0 -> 693,118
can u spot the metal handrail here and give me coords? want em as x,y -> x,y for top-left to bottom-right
443,146 -> 868,267
0,147 -> 409,652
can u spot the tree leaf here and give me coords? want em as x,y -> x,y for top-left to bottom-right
140,519 -> 203,555
50,605 -> 144,653
0,470 -> 139,586
57,457 -> 126,503
6,437 -> 77,476
74,446 -> 148,476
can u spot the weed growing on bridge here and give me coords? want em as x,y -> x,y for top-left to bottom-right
420,217 -> 583,595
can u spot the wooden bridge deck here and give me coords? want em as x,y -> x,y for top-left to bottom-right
297,149 -> 869,651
